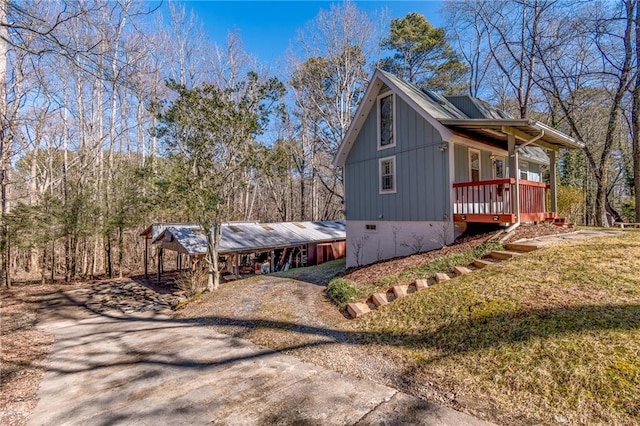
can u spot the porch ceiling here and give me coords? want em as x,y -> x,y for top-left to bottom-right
440,119 -> 584,151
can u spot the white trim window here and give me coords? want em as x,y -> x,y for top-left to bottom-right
492,156 -> 505,179
469,148 -> 481,182
377,92 -> 396,149
519,160 -> 529,181
379,156 -> 396,194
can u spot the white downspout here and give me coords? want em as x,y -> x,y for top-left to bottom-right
517,128 -> 545,152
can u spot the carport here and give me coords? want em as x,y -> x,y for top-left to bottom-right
143,221 -> 346,284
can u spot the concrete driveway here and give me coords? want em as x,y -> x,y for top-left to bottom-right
29,282 -> 491,426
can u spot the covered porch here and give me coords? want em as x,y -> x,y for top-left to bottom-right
441,119 -> 584,225
453,178 -> 554,223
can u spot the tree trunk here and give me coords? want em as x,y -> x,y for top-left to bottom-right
50,241 -> 54,283
205,223 -> 221,291
0,2 -> 9,288
65,235 -> 72,282
634,0 -> 640,222
300,167 -> 306,221
595,175 -> 609,227
106,238 -> 112,279
41,246 -> 47,285
118,227 -> 124,279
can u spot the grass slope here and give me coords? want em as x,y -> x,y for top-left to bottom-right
348,232 -> 640,425
328,241 -> 501,307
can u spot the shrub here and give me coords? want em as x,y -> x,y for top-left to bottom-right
620,199 -> 635,222
327,277 -> 359,307
557,185 -> 584,224
176,268 -> 207,298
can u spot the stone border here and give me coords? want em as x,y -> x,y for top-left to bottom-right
346,245 -> 541,319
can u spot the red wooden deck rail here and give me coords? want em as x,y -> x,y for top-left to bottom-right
453,179 -> 550,223
518,180 -> 550,222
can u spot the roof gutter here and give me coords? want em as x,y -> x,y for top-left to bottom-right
440,119 -> 584,150
533,122 -> 585,149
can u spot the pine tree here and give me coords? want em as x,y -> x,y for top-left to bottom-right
380,12 -> 468,93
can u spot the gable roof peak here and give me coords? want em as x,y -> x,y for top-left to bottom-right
332,68 -> 456,166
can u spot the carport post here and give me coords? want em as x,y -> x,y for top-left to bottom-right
144,237 -> 148,279
156,246 -> 161,285
235,254 -> 240,279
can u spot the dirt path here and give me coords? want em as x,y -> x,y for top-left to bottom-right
28,280 -> 490,425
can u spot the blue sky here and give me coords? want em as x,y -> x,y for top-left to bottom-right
177,1 -> 445,63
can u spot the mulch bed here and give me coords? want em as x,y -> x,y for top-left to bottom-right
505,222 -> 575,242
343,223 -> 575,286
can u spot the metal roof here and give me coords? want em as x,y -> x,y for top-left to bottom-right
444,95 -> 512,120
380,70 -> 468,120
139,222 -> 199,239
333,69 -> 582,168
439,119 -> 584,151
150,220 -> 346,256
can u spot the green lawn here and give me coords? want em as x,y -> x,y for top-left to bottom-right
346,232 -> 640,425
272,258 -> 346,285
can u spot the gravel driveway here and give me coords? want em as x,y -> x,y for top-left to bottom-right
29,279 -> 490,425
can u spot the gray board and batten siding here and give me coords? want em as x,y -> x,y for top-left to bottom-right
453,144 -> 543,183
453,144 -> 495,182
344,91 -> 451,222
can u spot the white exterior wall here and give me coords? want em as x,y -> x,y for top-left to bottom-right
346,220 -> 454,268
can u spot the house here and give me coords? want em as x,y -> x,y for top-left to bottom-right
140,221 -> 346,281
333,69 -> 583,268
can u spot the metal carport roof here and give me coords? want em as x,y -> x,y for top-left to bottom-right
150,221 -> 346,257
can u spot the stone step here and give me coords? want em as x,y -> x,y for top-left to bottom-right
347,302 -> 370,318
414,278 -> 431,291
504,243 -> 541,253
435,272 -> 450,283
453,266 -> 472,276
392,285 -> 409,299
473,259 -> 494,269
490,250 -> 523,260
371,292 -> 390,307
554,222 -> 574,228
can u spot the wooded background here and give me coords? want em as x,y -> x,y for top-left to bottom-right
1,0 -> 638,287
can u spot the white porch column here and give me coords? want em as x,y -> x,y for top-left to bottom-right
508,134 -> 520,222
549,149 -> 558,214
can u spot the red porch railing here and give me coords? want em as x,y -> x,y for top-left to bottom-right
518,180 -> 548,222
453,179 -> 551,223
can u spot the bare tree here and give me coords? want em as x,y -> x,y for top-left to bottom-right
534,0 -> 636,226
445,0 -> 638,226
633,0 -> 640,222
289,2 -> 382,217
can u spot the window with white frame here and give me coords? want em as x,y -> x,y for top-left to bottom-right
379,156 -> 396,193
469,149 -> 481,182
378,93 -> 395,149
492,156 -> 505,179
519,160 -> 529,180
